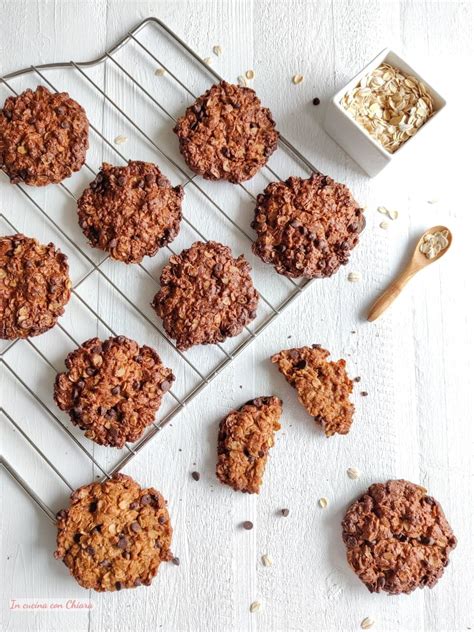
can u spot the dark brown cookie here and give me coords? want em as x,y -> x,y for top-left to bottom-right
0,234 -> 71,340
216,396 -> 282,494
54,474 -> 173,592
252,174 -> 365,278
54,336 -> 174,448
342,480 -> 456,595
152,241 -> 259,351
0,85 -> 89,186
77,161 -> 183,264
173,81 -> 279,183
271,345 -> 354,437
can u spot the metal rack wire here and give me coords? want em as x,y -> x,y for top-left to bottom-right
0,17 -> 319,521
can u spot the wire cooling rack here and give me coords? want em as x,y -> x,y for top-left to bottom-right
0,17 -> 319,523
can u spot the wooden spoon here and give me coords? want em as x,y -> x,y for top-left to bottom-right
367,225 -> 452,322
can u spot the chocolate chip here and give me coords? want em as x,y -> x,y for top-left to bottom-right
354,376 -> 361,382
73,533 -> 82,543
212,263 -> 223,275
242,521 -> 253,530
111,386 -> 120,395
115,581 -> 122,591
129,501 -> 139,510
140,494 -> 152,506
99,559 -> 111,568
420,536 -> 433,545
86,545 -> 95,556
281,508 -> 290,517
89,501 -> 98,512
117,175 -> 126,186
158,515 -> 166,525
312,97 -> 321,106
130,521 -> 141,533
117,536 -> 128,549
172,557 -> 180,566
191,471 -> 200,481
360,391 -> 368,397
295,359 -> 307,370
134,579 -> 142,586
160,380 -> 171,392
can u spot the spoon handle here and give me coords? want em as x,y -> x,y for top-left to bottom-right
367,266 -> 417,322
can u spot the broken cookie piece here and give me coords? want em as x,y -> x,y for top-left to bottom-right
271,345 -> 354,436
216,396 -> 282,493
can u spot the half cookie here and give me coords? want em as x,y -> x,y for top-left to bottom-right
216,396 -> 282,493
54,336 -> 174,448
153,241 -> 259,350
342,480 -> 456,595
173,81 -> 279,183
271,345 -> 354,436
0,234 -> 71,339
0,85 -> 89,186
55,474 -> 173,591
252,174 -> 365,278
77,161 -> 183,263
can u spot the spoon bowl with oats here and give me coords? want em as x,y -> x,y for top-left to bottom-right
367,225 -> 452,322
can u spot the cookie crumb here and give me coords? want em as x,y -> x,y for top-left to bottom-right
261,554 -> 272,567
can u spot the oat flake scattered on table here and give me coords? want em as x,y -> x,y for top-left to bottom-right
154,67 -> 166,76
250,601 -> 261,613
261,554 -> 273,567
341,62 -> 434,154
212,45 -> 222,56
203,57 -> 212,66
361,616 -> 375,629
114,135 -> 127,145
379,221 -> 389,230
245,69 -> 255,80
318,497 -> 329,508
347,272 -> 361,283
237,75 -> 248,87
292,74 -> 304,85
347,467 -> 360,480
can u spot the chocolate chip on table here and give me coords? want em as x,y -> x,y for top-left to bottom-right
242,521 -> 253,530
354,376 -> 361,383
360,391 -> 368,397
312,97 -> 321,106
191,471 -> 200,481
281,508 -> 290,517
172,556 -> 180,566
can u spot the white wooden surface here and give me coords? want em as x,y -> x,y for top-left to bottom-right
1,1 -> 473,631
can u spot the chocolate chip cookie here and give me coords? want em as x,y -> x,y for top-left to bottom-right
152,241 -> 259,351
342,479 -> 456,595
173,81 -> 279,183
0,234 -> 71,339
54,336 -> 174,448
55,474 -> 173,592
271,345 -> 354,436
77,161 -> 183,264
0,85 -> 89,186
252,174 -> 365,278
216,396 -> 282,494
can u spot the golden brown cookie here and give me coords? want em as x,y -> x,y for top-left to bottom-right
0,234 -> 71,339
55,474 -> 173,592
77,161 -> 183,264
216,396 -> 282,493
152,241 -> 259,351
54,336 -> 174,448
0,85 -> 89,186
173,81 -> 279,183
252,174 -> 365,278
342,480 -> 457,595
271,345 -> 354,436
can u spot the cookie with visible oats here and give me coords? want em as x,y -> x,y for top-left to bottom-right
342,479 -> 457,595
77,161 -> 183,264
216,396 -> 282,494
173,81 -> 279,183
152,241 -> 259,351
271,345 -> 354,436
54,336 -> 174,448
0,85 -> 89,186
251,174 -> 365,278
55,474 -> 173,592
0,234 -> 71,340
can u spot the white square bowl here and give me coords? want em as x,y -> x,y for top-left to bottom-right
323,48 -> 447,177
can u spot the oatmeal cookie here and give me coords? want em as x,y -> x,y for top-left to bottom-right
271,345 -> 354,436
152,241 -> 259,351
54,336 -> 174,448
173,81 -> 279,183
77,161 -> 183,264
251,174 -> 365,278
0,234 -> 71,339
0,85 -> 89,186
216,396 -> 282,494
342,479 -> 456,595
55,474 -> 173,592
